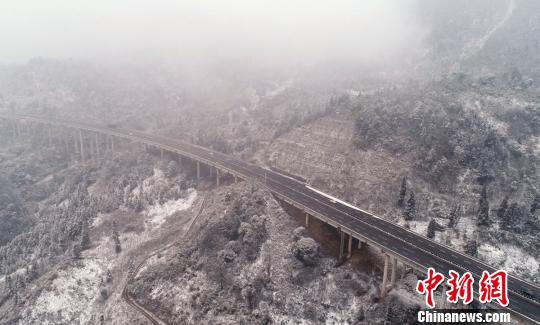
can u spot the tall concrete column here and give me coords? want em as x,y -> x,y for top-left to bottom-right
110,136 -> 114,153
79,130 -> 85,163
89,136 -> 94,162
339,228 -> 345,262
74,131 -> 79,154
390,257 -> 397,287
234,175 -> 238,184
95,134 -> 99,158
160,148 -> 164,160
347,233 -> 353,259
216,168 -> 220,186
381,254 -> 390,298
305,212 -> 309,227
196,161 -> 200,180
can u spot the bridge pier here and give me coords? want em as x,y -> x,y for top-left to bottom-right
305,212 -> 309,227
216,168 -> 220,186
381,254 -> 398,298
196,161 -> 200,180
89,136 -> 95,163
95,134 -> 100,159
390,256 -> 397,287
347,233 -> 353,259
381,254 -> 390,298
339,228 -> 345,262
160,148 -> 164,160
79,130 -> 85,163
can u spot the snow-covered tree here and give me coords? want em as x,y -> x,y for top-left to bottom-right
403,191 -> 416,221
397,176 -> 407,207
476,185 -> 490,226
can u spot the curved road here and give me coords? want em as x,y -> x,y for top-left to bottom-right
2,113 -> 539,324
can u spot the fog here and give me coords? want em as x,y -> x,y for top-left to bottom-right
1,0 -> 425,69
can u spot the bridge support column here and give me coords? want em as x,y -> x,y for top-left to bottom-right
381,254 -> 390,298
89,136 -> 95,163
216,169 -> 220,186
95,134 -> 99,159
234,175 -> 238,184
305,213 -> 309,227
79,130 -> 85,163
160,148 -> 164,160
64,133 -> 70,156
74,131 -> 78,154
196,161 -> 200,180
338,228 -> 345,262
390,257 -> 397,287
347,233 -> 353,259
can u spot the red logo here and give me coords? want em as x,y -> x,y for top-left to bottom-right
479,270 -> 509,306
416,267 -> 445,308
446,270 -> 474,305
416,268 -> 509,308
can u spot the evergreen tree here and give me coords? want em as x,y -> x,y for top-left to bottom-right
4,275 -> 13,297
464,240 -> 478,257
80,222 -> 90,250
427,219 -> 436,239
448,205 -> 460,228
497,195 -> 509,220
502,203 -> 526,233
397,177 -> 407,207
476,185 -> 490,226
72,243 -> 81,259
112,222 -> 121,254
26,261 -> 39,282
404,191 -> 416,221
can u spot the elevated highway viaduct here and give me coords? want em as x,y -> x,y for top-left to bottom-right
1,113 -> 539,323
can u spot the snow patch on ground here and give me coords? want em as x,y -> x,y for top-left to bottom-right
408,220 -> 429,236
145,188 -> 197,227
92,212 -> 106,228
478,243 -> 539,280
132,168 -> 167,197
20,259 -> 106,325
502,246 -> 539,280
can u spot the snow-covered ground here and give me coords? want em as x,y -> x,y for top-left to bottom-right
17,167 -> 200,325
478,243 -> 539,280
145,188 -> 197,228
19,259 -> 106,325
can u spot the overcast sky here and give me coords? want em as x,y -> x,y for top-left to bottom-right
0,0 -> 425,67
